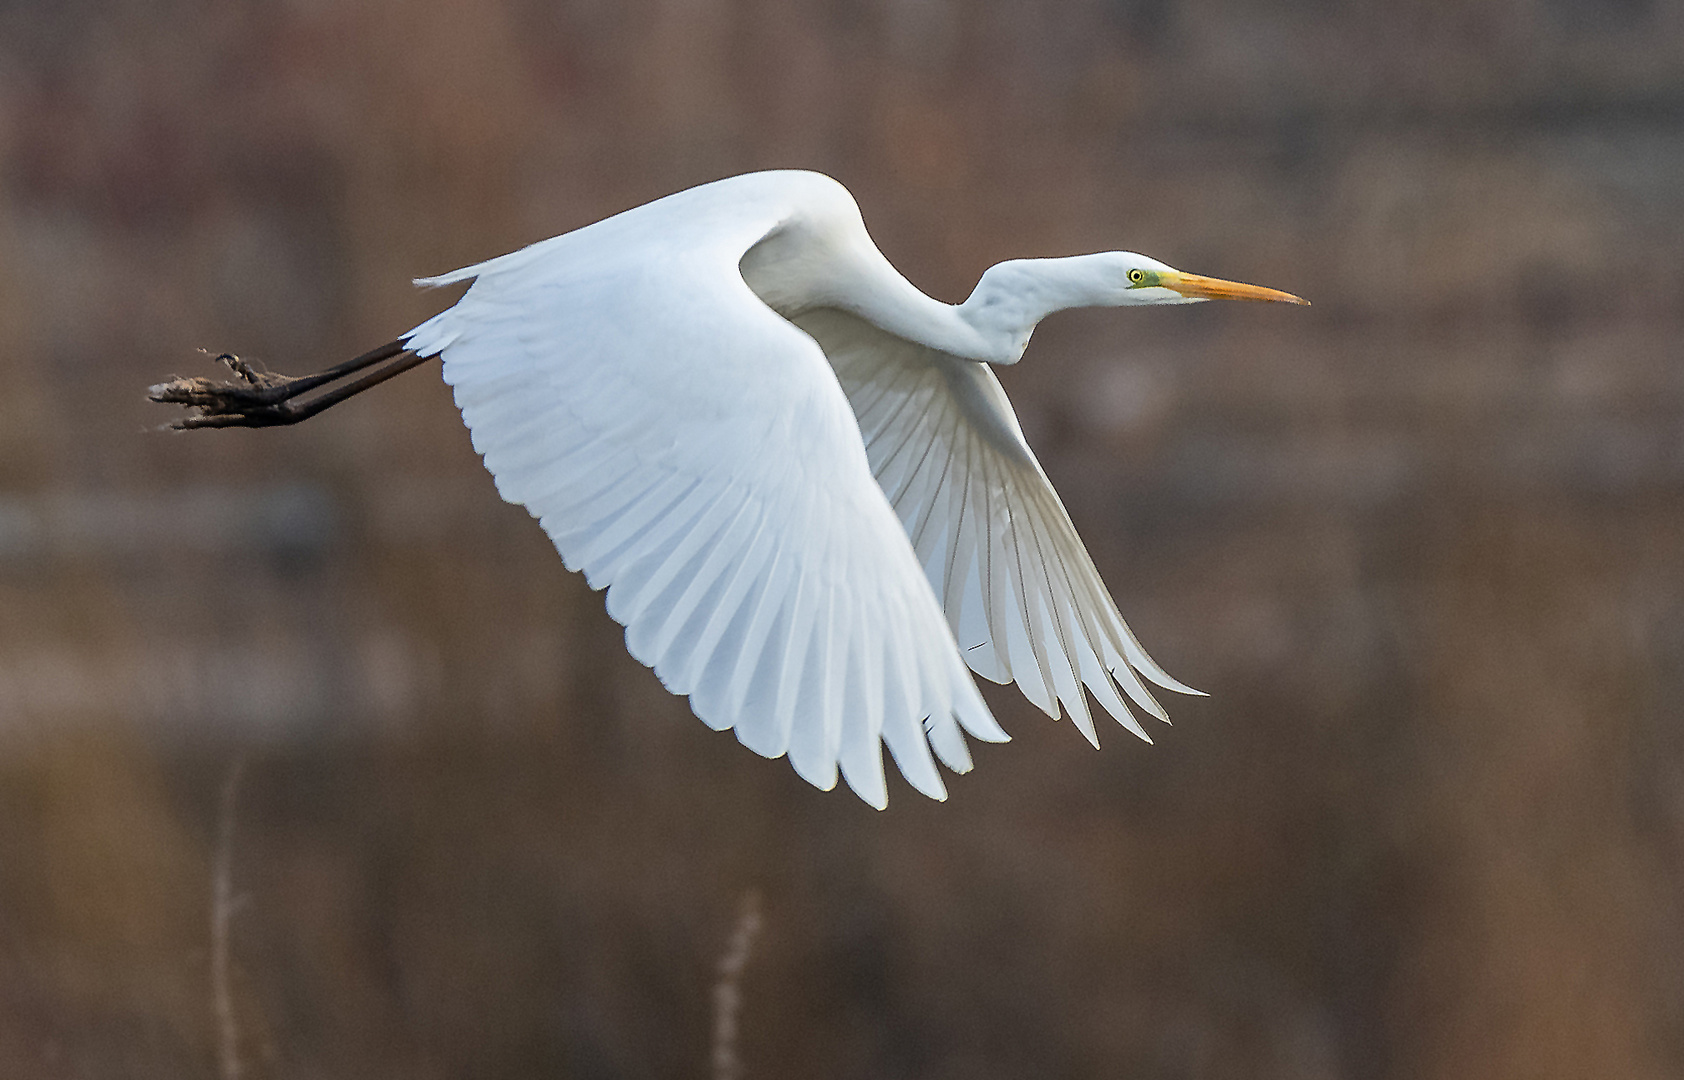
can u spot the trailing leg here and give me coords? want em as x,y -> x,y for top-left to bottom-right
149,339 -> 435,428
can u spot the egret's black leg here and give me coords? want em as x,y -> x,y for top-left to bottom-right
149,339 -> 435,429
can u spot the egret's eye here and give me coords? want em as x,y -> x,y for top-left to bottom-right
1127,269 -> 1147,285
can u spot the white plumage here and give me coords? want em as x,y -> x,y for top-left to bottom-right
400,170 -> 1306,807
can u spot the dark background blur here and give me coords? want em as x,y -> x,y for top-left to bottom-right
2,1 -> 1683,1077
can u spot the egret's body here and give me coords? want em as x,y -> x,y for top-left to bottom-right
157,169 -> 1306,808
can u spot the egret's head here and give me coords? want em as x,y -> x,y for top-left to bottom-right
1107,252 -> 1309,307
960,251 -> 1309,363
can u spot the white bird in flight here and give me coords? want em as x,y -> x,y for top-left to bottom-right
153,170 -> 1308,808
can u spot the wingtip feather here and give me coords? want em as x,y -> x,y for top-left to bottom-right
1152,672 -> 1207,697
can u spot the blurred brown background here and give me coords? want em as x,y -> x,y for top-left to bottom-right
2,1 -> 1683,1077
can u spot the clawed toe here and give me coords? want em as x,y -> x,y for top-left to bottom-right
149,340 -> 430,430
148,355 -> 311,428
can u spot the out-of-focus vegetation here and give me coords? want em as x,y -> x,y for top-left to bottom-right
1,1 -> 1682,1077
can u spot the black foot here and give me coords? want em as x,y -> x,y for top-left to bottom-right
149,353 -> 320,428
149,340 -> 428,429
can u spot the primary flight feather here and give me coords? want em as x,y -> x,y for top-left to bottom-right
152,169 -> 1307,808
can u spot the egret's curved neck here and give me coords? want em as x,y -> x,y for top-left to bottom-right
742,215 -> 1126,366
742,223 -> 994,362
840,254 -> 1130,365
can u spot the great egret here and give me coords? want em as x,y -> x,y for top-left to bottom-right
152,170 -> 1307,808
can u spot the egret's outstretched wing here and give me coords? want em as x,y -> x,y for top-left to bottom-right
793,307 -> 1199,747
402,193 -> 1003,809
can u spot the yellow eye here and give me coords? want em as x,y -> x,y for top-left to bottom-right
1127,269 -> 1146,285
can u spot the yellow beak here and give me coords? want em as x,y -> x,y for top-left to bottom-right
1162,271 -> 1310,305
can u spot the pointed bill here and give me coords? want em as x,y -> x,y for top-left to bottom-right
1163,271 -> 1309,305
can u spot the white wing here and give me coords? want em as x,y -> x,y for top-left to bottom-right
792,307 -> 1200,748
402,178 -> 1004,809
